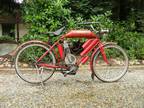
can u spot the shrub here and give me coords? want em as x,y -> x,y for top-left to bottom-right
22,0 -> 71,34
21,0 -> 144,60
0,35 -> 15,43
105,22 -> 144,59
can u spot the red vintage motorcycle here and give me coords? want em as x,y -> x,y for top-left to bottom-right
14,22 -> 129,84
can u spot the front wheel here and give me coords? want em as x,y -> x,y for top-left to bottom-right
14,42 -> 56,84
91,44 -> 128,82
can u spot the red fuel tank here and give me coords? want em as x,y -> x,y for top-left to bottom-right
65,30 -> 97,38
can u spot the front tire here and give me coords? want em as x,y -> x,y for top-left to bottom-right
91,44 -> 128,82
14,42 -> 56,84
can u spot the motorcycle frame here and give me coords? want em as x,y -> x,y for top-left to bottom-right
36,34 -> 109,70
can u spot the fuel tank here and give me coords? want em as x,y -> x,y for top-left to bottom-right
65,30 -> 97,38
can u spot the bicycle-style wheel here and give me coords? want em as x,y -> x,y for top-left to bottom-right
91,44 -> 128,82
15,42 -> 56,84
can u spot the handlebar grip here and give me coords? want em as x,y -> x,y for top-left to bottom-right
100,29 -> 109,33
97,29 -> 109,36
78,22 -> 100,25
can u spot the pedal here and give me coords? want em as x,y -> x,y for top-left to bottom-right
63,71 -> 76,76
62,65 -> 78,76
67,71 -> 76,75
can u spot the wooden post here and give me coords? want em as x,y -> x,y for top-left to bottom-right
16,22 -> 19,42
16,11 -> 20,42
0,24 -> 2,36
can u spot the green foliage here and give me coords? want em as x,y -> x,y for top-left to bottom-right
135,11 -> 144,32
105,22 -> 144,59
21,0 -> 72,43
22,0 -> 71,34
21,0 -> 144,60
0,35 -> 15,42
20,34 -> 48,43
90,11 -> 113,31
67,0 -> 112,19
88,13 -> 144,59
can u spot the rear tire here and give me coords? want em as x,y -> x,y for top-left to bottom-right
91,44 -> 128,82
14,42 -> 56,84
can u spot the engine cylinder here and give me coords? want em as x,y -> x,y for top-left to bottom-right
80,39 -> 99,56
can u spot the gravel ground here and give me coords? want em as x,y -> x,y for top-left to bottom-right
0,66 -> 144,108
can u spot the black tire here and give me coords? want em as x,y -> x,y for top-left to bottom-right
91,44 -> 128,82
14,42 -> 56,84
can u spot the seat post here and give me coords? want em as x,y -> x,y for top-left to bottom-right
47,37 -> 52,45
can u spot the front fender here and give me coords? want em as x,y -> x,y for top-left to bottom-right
90,42 -> 117,72
91,42 -> 117,58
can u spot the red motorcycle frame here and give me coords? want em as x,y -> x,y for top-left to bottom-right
14,23 -> 129,84
37,30 -> 108,69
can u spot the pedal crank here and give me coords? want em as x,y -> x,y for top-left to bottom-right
63,65 -> 78,76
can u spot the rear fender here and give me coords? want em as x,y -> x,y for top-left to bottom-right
17,40 -> 61,62
15,40 -> 49,53
9,40 -> 46,56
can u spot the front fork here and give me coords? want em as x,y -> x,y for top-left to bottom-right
99,43 -> 109,64
90,42 -> 112,80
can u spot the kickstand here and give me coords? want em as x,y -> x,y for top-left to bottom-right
38,67 -> 45,89
39,73 -> 45,89
40,81 -> 45,89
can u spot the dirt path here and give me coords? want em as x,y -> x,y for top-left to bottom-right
0,66 -> 144,108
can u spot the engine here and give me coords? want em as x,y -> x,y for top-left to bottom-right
63,40 -> 77,65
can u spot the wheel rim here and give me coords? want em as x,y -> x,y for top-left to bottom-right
93,45 -> 128,82
15,43 -> 56,84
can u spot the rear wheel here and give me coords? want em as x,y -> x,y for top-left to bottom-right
91,44 -> 128,82
14,42 -> 56,84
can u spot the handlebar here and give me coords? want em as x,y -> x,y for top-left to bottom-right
77,22 -> 109,35
78,22 -> 99,25
42,22 -> 109,36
